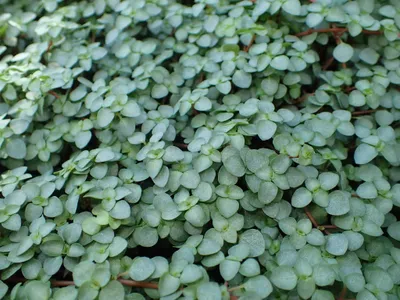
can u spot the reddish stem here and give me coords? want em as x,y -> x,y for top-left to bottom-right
337,286 -> 348,300
351,109 -> 380,116
49,91 -> 60,99
322,57 -> 334,70
174,143 -> 188,149
243,35 -> 256,52
118,279 -> 158,289
292,92 -> 314,104
296,28 -> 382,37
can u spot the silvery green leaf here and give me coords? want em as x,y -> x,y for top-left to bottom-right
6,138 -> 26,159
239,229 -> 265,257
99,281 -> 124,300
243,275 -> 272,298
333,43 -> 354,63
53,286 -> 78,300
219,259 -> 240,281
326,234 -> 348,256
159,273 -> 181,297
232,70 -> 252,88
271,266 -> 298,290
282,0 -> 301,16
129,257 -> 155,281
354,144 -> 378,165
291,187 -> 312,208
196,282 -> 222,300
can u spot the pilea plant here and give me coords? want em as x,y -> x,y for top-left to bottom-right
0,0 -> 399,299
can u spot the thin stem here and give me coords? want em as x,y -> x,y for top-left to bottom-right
322,57 -> 334,70
228,285 -> 244,292
351,109 -> 380,116
49,90 -> 60,98
292,92 -> 314,104
174,143 -> 188,149
305,207 -> 331,235
51,280 -> 75,287
118,279 -> 158,289
337,285 -> 348,300
117,271 -> 129,278
243,35 -> 256,52
320,225 -> 338,229
296,27 -> 382,37
304,207 -> 319,228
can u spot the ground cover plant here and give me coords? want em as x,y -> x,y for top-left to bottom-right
0,0 -> 399,299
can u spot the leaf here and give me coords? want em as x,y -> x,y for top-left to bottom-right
271,55 -> 290,70
129,257 -> 155,281
354,144 -> 378,165
388,222 -> 400,241
344,273 -> 365,293
232,70 -> 252,88
326,234 -> 348,256
53,286 -> 78,300
180,264 -> 203,284
291,187 -> 312,208
159,273 -> 181,297
333,43 -> 354,63
219,259 -> 240,281
243,275 -> 273,298
359,48 -> 380,65
0,280 -> 8,299
99,281 -> 124,300
24,280 -> 51,300
239,229 -> 265,257
73,261 -> 96,287
312,264 -> 335,286
326,191 -> 350,216
6,138 -> 26,159
282,0 -> 301,16
197,282 -> 222,300
257,120 -> 277,141
163,146 -> 184,162
271,266 -> 298,290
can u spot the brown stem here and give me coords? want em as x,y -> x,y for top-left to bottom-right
243,35 -> 256,52
337,286 -> 347,300
296,28 -> 382,37
351,109 -> 380,116
304,207 -> 319,228
174,143 -> 188,149
46,41 -> 53,53
292,92 -> 314,104
49,91 -> 60,99
118,279 -> 158,289
322,57 -> 334,70
305,207 -> 331,235
51,280 -> 75,287
320,225 -> 338,229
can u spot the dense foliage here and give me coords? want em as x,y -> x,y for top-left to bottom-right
0,0 -> 400,299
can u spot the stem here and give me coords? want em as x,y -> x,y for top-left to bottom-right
49,90 -> 60,98
320,225 -> 338,229
174,143 -> 188,149
292,92 -> 314,104
51,280 -> 75,287
322,57 -> 334,70
7,277 -> 158,290
117,271 -> 129,278
304,207 -> 319,228
296,27 -> 382,37
337,285 -> 347,300
305,207 -> 331,235
351,109 -> 380,116
243,35 -> 256,52
228,285 -> 244,292
118,279 -> 158,289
